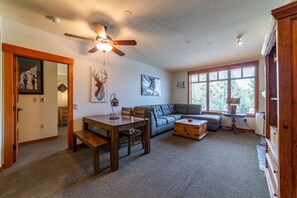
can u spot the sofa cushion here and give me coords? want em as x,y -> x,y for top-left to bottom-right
161,105 -> 171,115
187,104 -> 202,115
159,116 -> 175,124
156,118 -> 167,127
168,104 -> 176,114
168,114 -> 182,120
182,114 -> 221,124
154,105 -> 164,117
175,104 -> 188,114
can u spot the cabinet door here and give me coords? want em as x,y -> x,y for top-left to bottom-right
274,11 -> 297,198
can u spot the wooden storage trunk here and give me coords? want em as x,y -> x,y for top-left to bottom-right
173,119 -> 208,140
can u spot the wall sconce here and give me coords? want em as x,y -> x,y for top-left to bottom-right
109,93 -> 119,120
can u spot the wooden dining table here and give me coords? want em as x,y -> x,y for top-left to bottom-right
83,114 -> 150,171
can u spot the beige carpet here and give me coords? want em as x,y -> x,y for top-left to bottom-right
0,129 -> 269,198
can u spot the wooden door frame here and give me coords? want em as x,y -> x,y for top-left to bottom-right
2,43 -> 74,169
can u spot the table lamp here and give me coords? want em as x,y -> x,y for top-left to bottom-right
226,98 -> 240,114
109,93 -> 119,120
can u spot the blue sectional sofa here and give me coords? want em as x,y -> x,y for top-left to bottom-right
137,104 -> 222,137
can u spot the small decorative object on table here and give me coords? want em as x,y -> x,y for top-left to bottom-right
109,93 -> 119,120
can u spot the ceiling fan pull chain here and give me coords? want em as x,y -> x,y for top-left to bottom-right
103,52 -> 106,66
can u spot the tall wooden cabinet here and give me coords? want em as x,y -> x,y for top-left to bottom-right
262,2 -> 297,198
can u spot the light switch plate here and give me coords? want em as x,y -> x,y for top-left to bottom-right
74,103 -> 79,110
40,97 -> 45,102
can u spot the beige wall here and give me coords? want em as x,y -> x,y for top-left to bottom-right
0,18 -> 172,161
19,61 -> 58,143
172,71 -> 188,104
171,58 -> 265,129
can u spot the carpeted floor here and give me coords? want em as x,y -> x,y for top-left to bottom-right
0,129 -> 269,198
11,127 -> 68,170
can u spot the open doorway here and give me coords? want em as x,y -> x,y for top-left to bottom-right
57,63 -> 68,142
2,43 -> 73,169
15,60 -> 69,167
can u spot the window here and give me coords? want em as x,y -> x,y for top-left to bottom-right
188,61 -> 258,115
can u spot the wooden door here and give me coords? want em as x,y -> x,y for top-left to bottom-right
12,56 -> 20,162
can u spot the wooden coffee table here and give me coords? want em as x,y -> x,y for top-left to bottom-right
173,119 -> 208,140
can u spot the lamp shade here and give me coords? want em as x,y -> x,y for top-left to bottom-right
226,98 -> 240,104
109,93 -> 119,120
111,96 -> 119,107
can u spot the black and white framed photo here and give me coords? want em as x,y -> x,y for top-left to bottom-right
176,81 -> 186,89
17,56 -> 44,94
141,74 -> 161,96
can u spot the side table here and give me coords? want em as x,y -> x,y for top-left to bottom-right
222,112 -> 247,134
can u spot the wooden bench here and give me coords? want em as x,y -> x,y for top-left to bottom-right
73,130 -> 110,174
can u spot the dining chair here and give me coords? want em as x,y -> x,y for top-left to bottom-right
120,107 -> 145,155
106,107 -> 133,139
121,107 -> 133,116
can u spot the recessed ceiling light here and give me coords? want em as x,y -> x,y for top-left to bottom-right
123,10 -> 133,17
236,36 -> 243,46
45,15 -> 61,23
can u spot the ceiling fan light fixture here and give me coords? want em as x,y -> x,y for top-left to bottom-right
96,42 -> 113,52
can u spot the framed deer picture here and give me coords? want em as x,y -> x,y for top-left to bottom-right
91,66 -> 108,103
141,74 -> 161,96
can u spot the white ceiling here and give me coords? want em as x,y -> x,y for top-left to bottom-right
0,0 -> 293,71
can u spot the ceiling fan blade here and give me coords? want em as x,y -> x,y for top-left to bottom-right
94,23 -> 106,39
113,40 -> 137,45
88,47 -> 98,53
64,33 -> 94,42
112,47 -> 125,56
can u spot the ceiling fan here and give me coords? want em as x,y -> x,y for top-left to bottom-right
64,23 -> 137,56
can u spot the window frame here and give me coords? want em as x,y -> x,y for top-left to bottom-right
188,61 -> 259,117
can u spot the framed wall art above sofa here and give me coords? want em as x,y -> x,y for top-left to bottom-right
141,74 -> 161,96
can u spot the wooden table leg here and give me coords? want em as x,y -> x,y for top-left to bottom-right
223,117 -> 236,134
73,135 -> 77,152
128,135 -> 131,156
110,127 -> 119,171
144,120 -> 150,154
